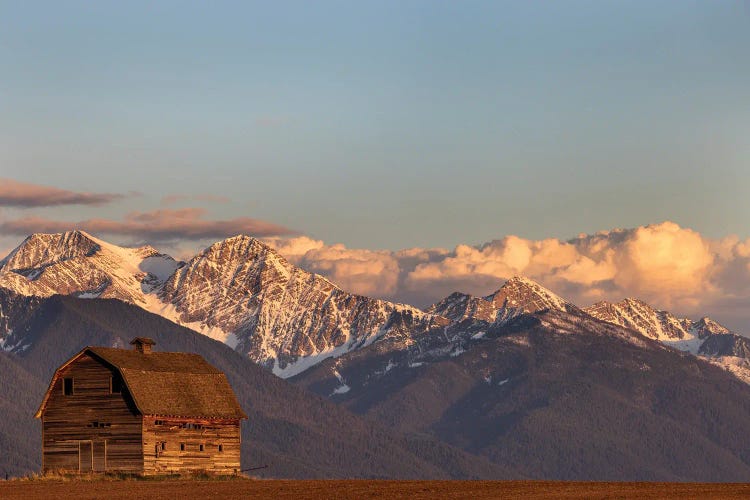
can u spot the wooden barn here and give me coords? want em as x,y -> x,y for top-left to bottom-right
35,337 -> 247,475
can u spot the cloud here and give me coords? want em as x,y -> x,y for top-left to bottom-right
264,223 -> 750,332
299,245 -> 401,297
0,208 -> 295,243
262,236 -> 325,262
0,178 -> 127,207
161,194 -> 231,205
262,236 -> 401,297
403,221 -> 721,310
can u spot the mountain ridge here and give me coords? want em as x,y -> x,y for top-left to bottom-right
0,231 -> 450,377
0,230 -> 747,380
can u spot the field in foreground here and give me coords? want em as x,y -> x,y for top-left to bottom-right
1,480 -> 750,499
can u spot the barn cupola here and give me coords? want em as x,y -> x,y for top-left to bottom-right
130,337 -> 156,354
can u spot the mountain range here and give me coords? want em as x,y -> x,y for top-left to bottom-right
3,230 -> 747,380
0,231 -> 447,377
3,230 -> 750,480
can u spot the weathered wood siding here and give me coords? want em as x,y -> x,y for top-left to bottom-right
142,417 -> 241,475
42,354 -> 143,473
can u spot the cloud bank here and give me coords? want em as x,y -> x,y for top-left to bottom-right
264,222 -> 750,332
0,178 -> 127,207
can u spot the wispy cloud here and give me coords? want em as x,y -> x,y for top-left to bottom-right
0,208 -> 295,242
0,178 -> 129,207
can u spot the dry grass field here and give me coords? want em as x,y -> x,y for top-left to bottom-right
1,479 -> 750,499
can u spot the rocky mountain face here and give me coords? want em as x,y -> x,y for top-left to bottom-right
0,231 -> 448,377
0,288 -> 44,350
158,235 -> 448,376
0,231 -> 179,305
584,298 -> 721,351
700,334 -> 750,358
427,276 -> 577,326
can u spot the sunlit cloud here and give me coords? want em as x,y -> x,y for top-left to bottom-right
0,178 -> 129,207
264,222 -> 750,332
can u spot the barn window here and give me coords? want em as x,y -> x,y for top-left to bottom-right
199,444 -> 204,452
63,378 -> 73,396
180,443 -> 185,451
218,444 -> 223,453
110,376 -> 122,394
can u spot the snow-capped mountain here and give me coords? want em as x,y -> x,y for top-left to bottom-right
583,297 -> 750,383
584,298 -> 729,354
0,231 -> 448,377
427,276 -> 577,325
0,231 -> 179,304
157,235 -> 448,376
1,230 -> 749,382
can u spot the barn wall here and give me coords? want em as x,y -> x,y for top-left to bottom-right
142,417 -> 241,475
42,354 -> 143,473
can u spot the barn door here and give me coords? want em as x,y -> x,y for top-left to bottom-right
93,440 -> 106,472
79,441 -> 93,472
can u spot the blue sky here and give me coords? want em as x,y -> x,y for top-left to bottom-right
2,1 -> 749,250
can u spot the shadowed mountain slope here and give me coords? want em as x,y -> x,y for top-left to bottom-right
1,295 -> 514,479
293,309 -> 750,481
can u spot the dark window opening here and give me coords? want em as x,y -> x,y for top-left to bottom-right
161,442 -> 166,451
110,376 -> 122,394
63,378 -> 73,396
199,444 -> 204,452
178,422 -> 204,429
87,421 -> 111,428
180,443 -> 185,451
155,420 -> 164,425
218,444 -> 223,453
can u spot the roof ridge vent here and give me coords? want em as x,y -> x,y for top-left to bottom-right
130,337 -> 156,354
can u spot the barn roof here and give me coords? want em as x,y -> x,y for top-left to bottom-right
35,343 -> 247,420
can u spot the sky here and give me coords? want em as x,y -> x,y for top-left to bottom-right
2,2 -> 750,328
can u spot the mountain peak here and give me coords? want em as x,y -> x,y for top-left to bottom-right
426,291 -> 496,323
584,298 -> 701,344
206,234 -> 273,253
485,276 -> 573,315
0,230 -> 180,305
197,234 -> 291,273
1,230 -> 101,272
428,277 -> 576,326
692,316 -> 731,338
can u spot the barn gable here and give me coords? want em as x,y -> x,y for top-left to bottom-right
36,345 -> 247,420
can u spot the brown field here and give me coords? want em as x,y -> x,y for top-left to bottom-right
2,479 -> 750,500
